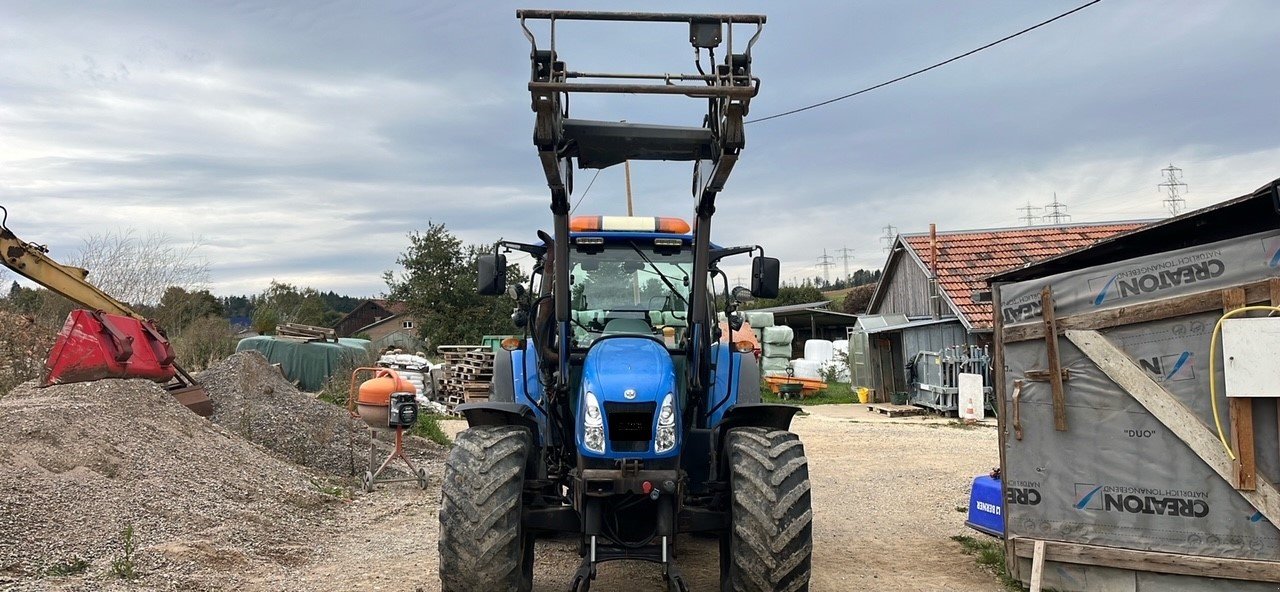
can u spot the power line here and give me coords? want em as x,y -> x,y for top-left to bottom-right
569,169 -> 604,215
1158,163 -> 1188,216
1017,201 -> 1040,226
1042,193 -> 1072,225
746,0 -> 1105,124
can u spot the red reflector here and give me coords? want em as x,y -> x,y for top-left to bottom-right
642,481 -> 653,494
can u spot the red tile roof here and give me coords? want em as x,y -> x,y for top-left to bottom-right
902,223 -> 1148,329
370,299 -> 410,316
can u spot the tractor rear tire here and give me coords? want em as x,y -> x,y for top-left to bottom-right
439,425 -> 534,592
725,427 -> 813,592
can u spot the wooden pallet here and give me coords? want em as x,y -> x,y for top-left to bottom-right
866,403 -> 926,418
436,344 -> 495,412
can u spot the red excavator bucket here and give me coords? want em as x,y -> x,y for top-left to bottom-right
43,309 -> 178,386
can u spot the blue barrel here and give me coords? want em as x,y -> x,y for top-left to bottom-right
965,475 -> 1005,538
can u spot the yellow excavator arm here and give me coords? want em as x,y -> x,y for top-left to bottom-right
1,228 -> 135,318
0,207 -> 212,415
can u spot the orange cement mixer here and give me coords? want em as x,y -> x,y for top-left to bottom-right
348,367 -> 417,429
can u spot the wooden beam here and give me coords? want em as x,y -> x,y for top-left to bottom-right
1065,329 -> 1280,526
991,283 -> 1016,581
1224,287 -> 1256,491
1024,369 -> 1070,382
1041,287 -> 1067,431
1011,537 -> 1280,583
1272,278 -> 1280,467
1029,539 -> 1046,592
1003,280 -> 1274,343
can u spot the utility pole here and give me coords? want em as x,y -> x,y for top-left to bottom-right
835,245 -> 855,282
880,224 -> 898,253
1017,202 -> 1040,226
816,249 -> 835,287
624,160 -> 634,216
1158,163 -> 1188,216
1042,193 -> 1071,225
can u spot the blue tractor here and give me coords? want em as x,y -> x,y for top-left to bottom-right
439,11 -> 812,592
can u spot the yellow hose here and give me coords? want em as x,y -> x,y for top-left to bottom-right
1209,305 -> 1280,461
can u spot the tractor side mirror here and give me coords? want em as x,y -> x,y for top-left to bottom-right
477,254 -> 507,296
750,256 -> 780,299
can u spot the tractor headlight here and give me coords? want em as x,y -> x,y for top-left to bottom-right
584,392 -> 603,427
583,391 -> 605,453
656,393 -> 676,453
658,393 -> 675,427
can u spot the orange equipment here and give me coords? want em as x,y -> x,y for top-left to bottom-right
348,367 -> 428,492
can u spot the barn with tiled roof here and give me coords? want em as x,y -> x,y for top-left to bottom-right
853,221 -> 1149,407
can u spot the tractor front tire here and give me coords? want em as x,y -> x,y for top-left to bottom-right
439,425 -> 534,592
725,427 -> 813,592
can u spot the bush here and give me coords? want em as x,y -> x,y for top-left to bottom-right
0,311 -> 56,398
411,413 -> 452,446
171,315 -> 239,371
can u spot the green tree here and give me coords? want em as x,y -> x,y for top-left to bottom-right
744,285 -> 828,310
384,222 -> 523,347
250,281 -> 327,333
155,287 -> 223,334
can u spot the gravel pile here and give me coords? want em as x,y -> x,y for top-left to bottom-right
0,378 -> 343,589
197,351 -> 371,478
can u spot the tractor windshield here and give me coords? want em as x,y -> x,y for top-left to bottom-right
568,242 -> 691,348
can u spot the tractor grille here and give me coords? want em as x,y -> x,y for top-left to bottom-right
604,402 -> 655,452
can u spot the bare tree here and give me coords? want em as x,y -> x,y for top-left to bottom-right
72,230 -> 210,306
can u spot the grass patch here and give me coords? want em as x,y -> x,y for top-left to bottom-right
45,557 -> 89,577
762,381 -> 858,406
411,413 -> 453,447
111,525 -> 138,580
310,479 -> 354,500
951,535 -> 1024,591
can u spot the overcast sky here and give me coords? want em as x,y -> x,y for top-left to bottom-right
3,1 -> 1278,297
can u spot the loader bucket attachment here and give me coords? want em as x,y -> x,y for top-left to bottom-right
42,309 -> 213,416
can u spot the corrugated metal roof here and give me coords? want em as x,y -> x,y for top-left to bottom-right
862,316 -> 960,335
748,300 -> 833,314
902,222 -> 1148,329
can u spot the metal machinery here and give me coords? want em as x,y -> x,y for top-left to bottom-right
908,345 -> 993,414
348,367 -> 428,492
0,206 -> 212,415
438,11 -> 812,592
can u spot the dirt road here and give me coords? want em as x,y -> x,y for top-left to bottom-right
242,405 -> 1003,592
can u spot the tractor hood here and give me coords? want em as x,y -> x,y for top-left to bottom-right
580,337 -> 675,404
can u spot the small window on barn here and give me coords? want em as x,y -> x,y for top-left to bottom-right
403,320 -> 414,329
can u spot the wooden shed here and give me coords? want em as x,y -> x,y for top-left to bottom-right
857,221 -> 1143,408
989,178 -> 1280,590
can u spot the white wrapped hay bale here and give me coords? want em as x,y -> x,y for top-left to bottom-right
745,311 -> 775,328
762,325 -> 793,345
803,339 -> 834,362
762,357 -> 790,376
790,359 -> 823,380
762,343 -> 792,359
